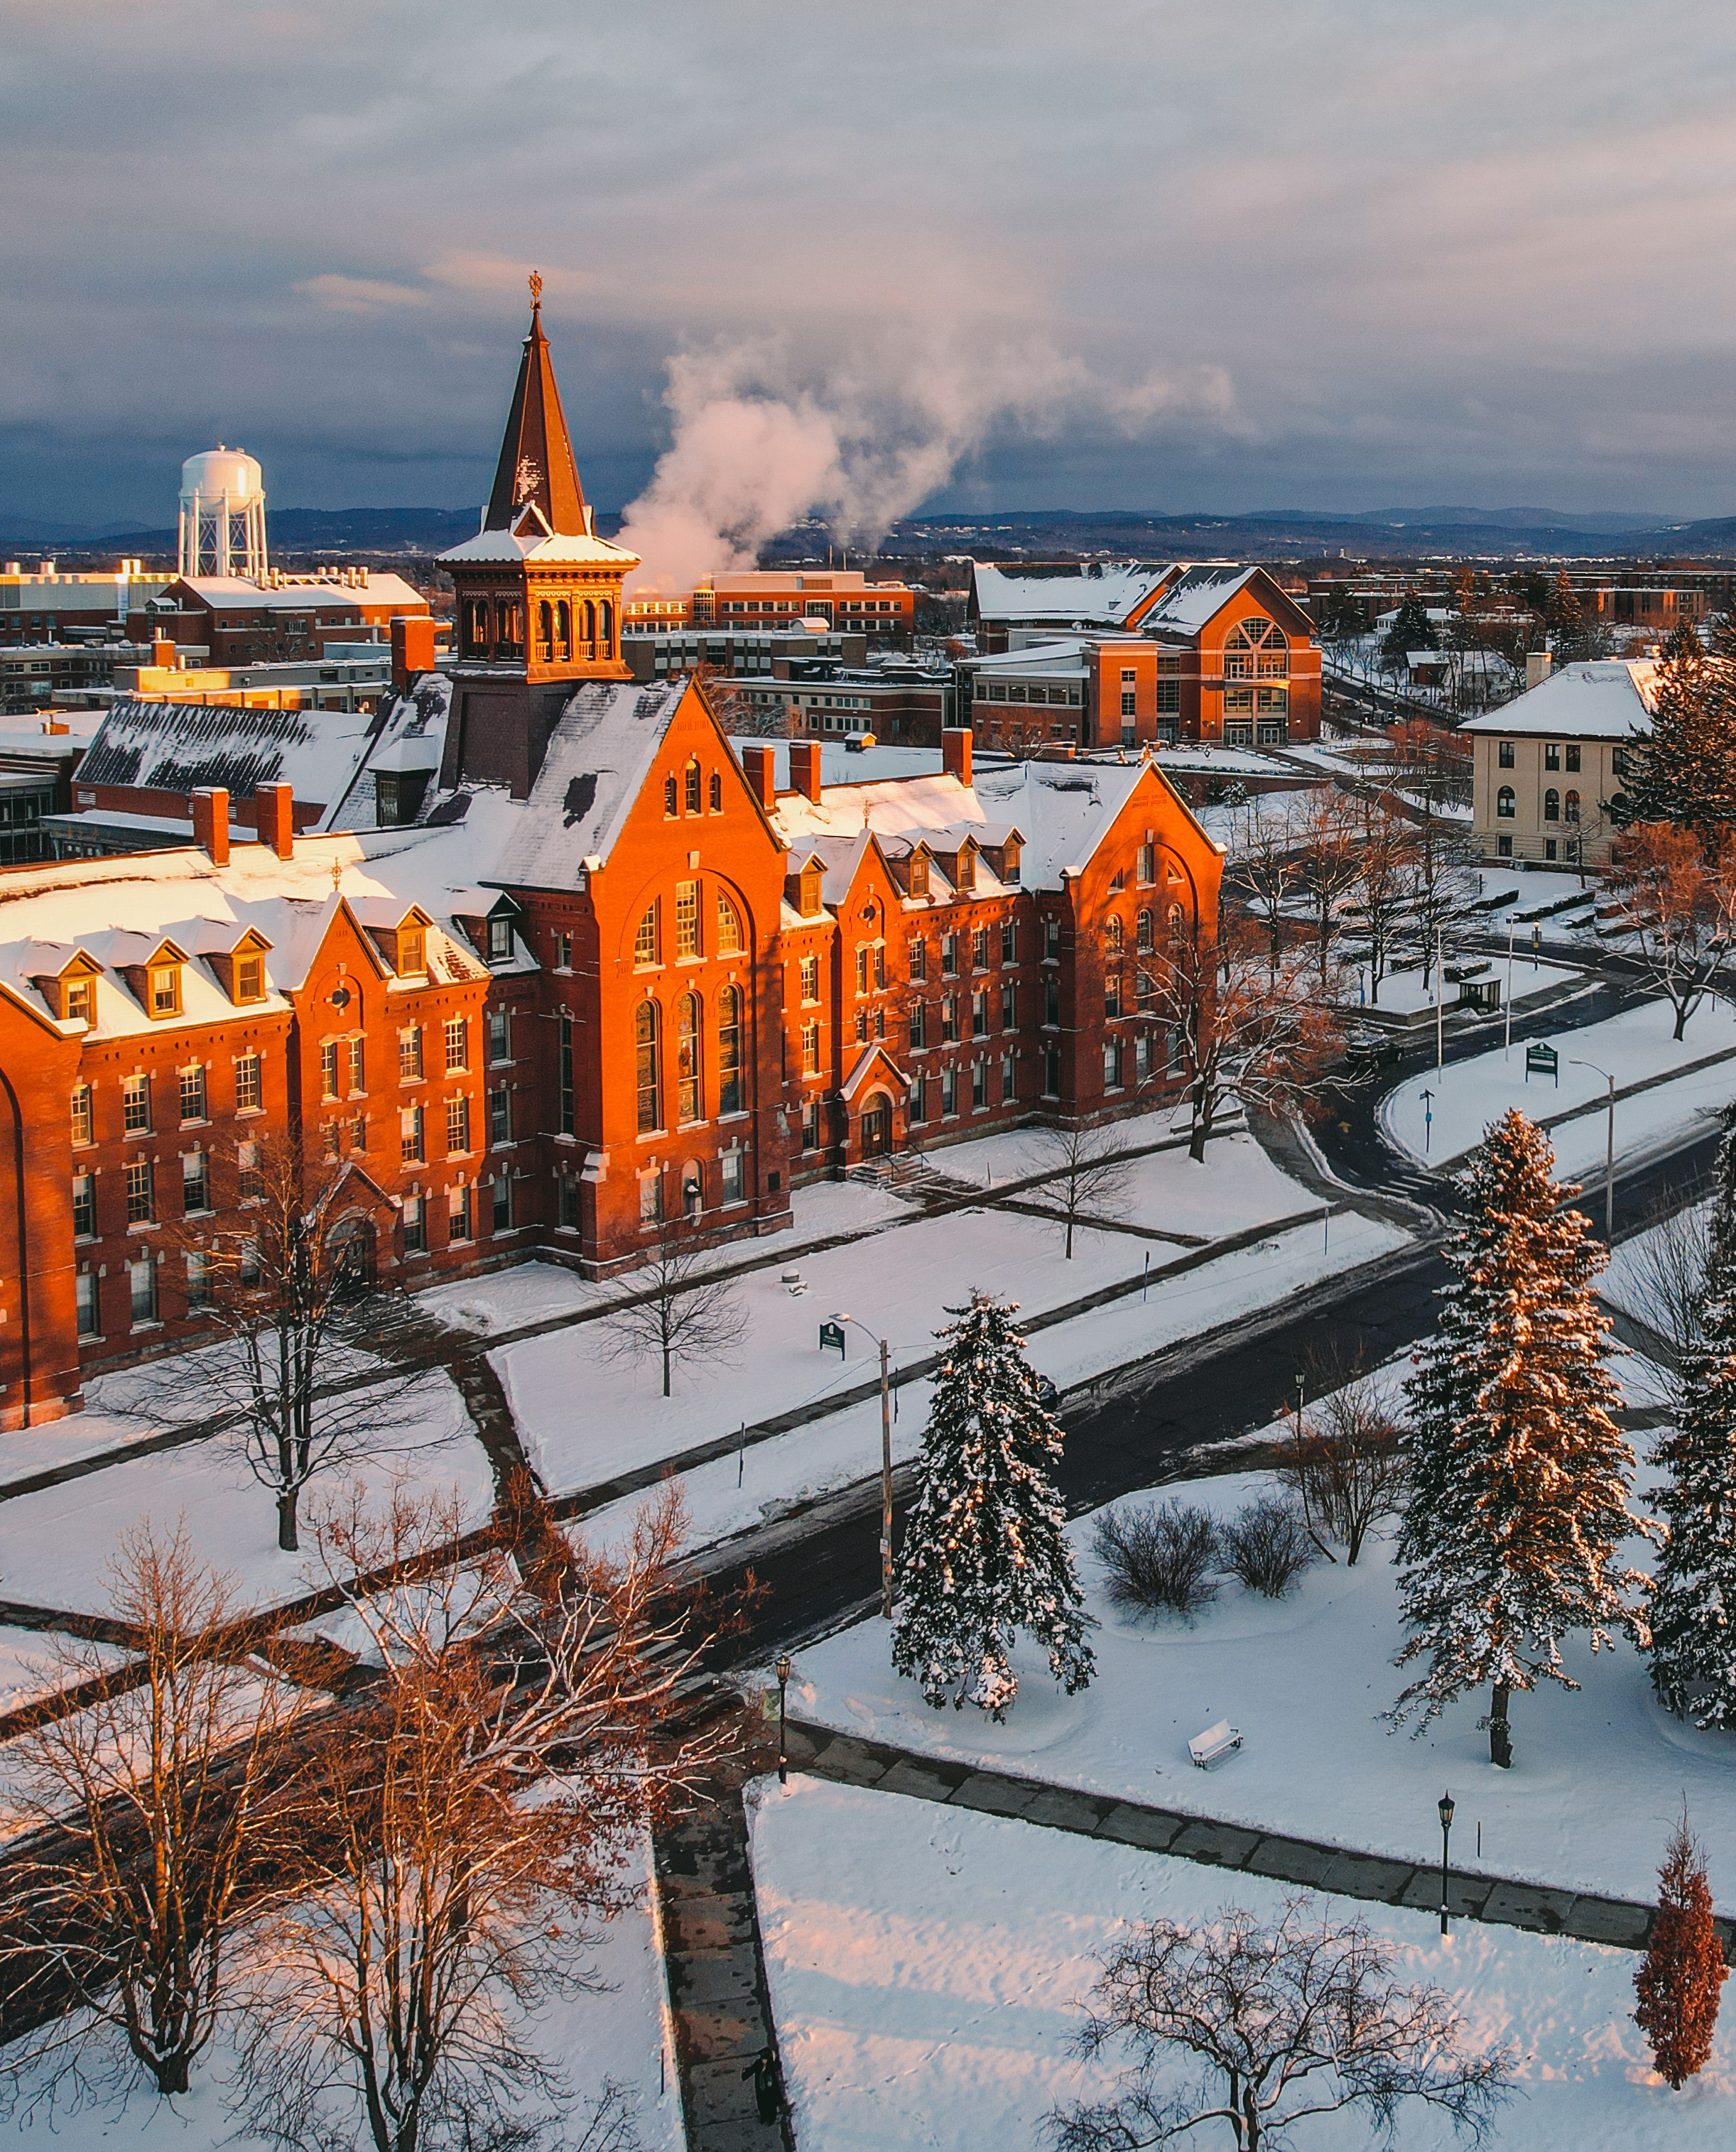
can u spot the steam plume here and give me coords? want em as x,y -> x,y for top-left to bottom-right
617,337 -> 1236,593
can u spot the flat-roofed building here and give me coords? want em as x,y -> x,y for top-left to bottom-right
623,569 -> 914,644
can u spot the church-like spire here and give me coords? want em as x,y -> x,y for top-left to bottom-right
483,272 -> 590,536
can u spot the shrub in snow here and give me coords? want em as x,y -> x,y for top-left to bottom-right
1646,1108 -> 1736,1727
1390,1109 -> 1644,1768
1092,1500 -> 1220,1619
1220,1496 -> 1315,1598
1048,1896 -> 1514,2152
892,1291 -> 1095,1719
1634,1806 -> 1727,2091
1277,1363 -> 1407,1566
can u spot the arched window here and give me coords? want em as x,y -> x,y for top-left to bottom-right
663,774 -> 678,817
681,1161 -> 702,1218
709,769 -> 722,813
634,1001 -> 661,1133
715,891 -> 744,957
676,993 -> 701,1124
582,598 -> 597,650
1167,902 -> 1186,945
717,985 -> 743,1115
685,759 -> 702,815
1565,790 -> 1580,824
1544,788 -> 1561,822
1497,786 -> 1516,819
1136,908 -> 1154,953
634,903 -> 658,967
536,601 -> 553,663
1222,614 -> 1289,680
1105,915 -> 1124,955
463,597 -> 489,658
555,600 -> 572,661
600,599 -> 613,652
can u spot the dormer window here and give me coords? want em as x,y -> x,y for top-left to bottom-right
909,854 -> 929,898
800,864 -> 823,916
487,916 -> 514,962
150,964 -> 181,1017
65,977 -> 93,1024
956,846 -> 976,892
1002,837 -> 1021,881
398,929 -> 425,977
235,955 -> 264,1004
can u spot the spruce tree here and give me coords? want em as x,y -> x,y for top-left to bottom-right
1645,1109 -> 1736,1724
891,1292 -> 1094,1719
1390,1110 -> 1641,1766
1613,616 -> 1736,842
1634,1806 -> 1727,2090
1379,594 -> 1436,668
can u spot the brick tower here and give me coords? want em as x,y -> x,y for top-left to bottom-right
440,274 -> 641,795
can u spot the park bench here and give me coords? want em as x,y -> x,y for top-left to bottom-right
1188,1720 -> 1242,1769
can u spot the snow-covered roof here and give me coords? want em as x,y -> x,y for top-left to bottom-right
487,678 -> 688,890
175,574 -> 425,614
970,563 -> 1170,626
75,697 -> 377,814
1136,565 -> 1262,636
962,638 -> 1091,677
325,673 -> 455,832
727,739 -> 943,788
440,500 -> 638,570
0,791 -> 525,1036
1458,661 -> 1659,740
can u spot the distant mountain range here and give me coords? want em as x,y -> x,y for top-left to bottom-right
6,501 -> 1736,565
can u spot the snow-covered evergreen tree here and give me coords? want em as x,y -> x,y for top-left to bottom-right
1646,1109 -> 1736,1725
891,1292 -> 1095,1719
1389,1109 -> 1642,1766
1613,618 -> 1736,843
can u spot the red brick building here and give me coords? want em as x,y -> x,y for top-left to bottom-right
0,292 -> 1224,1423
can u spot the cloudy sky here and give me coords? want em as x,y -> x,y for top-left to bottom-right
9,0 -> 1736,538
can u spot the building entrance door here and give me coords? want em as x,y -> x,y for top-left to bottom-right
861,1094 -> 891,1156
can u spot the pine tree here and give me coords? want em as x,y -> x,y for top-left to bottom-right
1389,1110 -> 1642,1766
891,1292 -> 1095,1719
1645,1109 -> 1736,1723
1634,1806 -> 1727,2089
1379,594 -> 1437,667
1614,616 -> 1736,843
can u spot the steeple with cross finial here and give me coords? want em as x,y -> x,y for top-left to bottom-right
437,277 -> 641,795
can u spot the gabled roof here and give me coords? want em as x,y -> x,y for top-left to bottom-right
1458,659 -> 1659,740
76,697 -> 376,816
487,678 -> 690,891
970,561 -> 1171,628
1128,563 -> 1315,639
839,1043 -> 910,1101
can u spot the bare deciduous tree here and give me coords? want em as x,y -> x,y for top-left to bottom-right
1291,789 -> 1362,992
598,1217 -> 749,1396
1617,1190 -> 1710,1381
4,1525 -> 307,2110
1607,821 -> 1736,1040
239,1479 -> 724,2152
157,1134 -> 447,1552
1029,1122 -> 1138,1259
1048,1898 -> 1513,2151
1146,915 -> 1345,1164
1277,1362 -> 1408,1566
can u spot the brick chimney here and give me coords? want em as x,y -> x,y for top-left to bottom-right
391,614 -> 436,690
741,742 -> 777,810
790,738 -> 823,803
942,727 -> 972,786
256,781 -> 295,859
152,636 -> 177,670
190,787 -> 229,866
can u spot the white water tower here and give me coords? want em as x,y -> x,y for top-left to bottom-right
178,445 -> 268,580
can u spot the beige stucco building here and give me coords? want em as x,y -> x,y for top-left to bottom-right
1461,659 -> 1657,871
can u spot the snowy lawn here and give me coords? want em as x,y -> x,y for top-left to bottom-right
501,1134 -> 1404,1506
0,1847 -> 680,2152
1382,994 -> 1736,1171
0,1369 -> 487,1617
0,1626 -> 129,1713
1351,957 -> 1581,1018
780,1464 -> 1736,1914
749,1776 -> 1731,2152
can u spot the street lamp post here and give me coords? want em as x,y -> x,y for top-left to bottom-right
1438,1790 -> 1455,1936
1568,1059 -> 1616,1241
834,1313 -> 896,1617
776,1652 -> 791,1786
1419,1085 -> 1434,1154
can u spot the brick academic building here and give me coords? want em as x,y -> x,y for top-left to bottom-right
0,290 -> 1221,1428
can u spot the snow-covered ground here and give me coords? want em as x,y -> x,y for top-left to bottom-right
749,1777 -> 1729,2152
0,1846 -> 680,2151
1382,994 -> 1736,1171
781,1464 -> 1736,1914
0,1369 -> 487,1616
1350,955 -> 1581,1018
497,1131 -> 1404,1508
